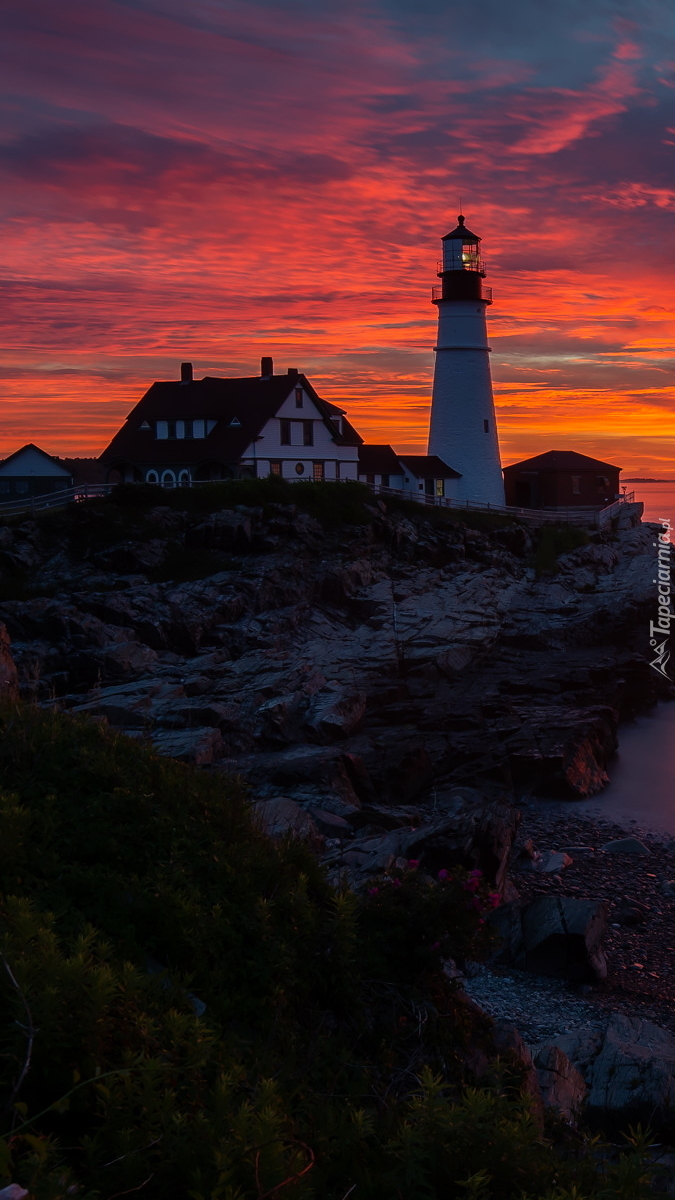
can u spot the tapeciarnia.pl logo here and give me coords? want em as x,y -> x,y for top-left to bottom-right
650,518 -> 672,679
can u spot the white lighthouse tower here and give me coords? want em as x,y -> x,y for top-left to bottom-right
427,215 -> 504,505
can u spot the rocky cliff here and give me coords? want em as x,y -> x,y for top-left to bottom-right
0,490 -> 667,828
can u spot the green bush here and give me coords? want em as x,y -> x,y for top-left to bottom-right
0,707 -> 668,1198
533,524 -> 590,575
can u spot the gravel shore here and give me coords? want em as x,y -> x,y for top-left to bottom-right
463,802 -> 675,1044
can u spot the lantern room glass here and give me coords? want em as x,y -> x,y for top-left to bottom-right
442,238 -> 483,273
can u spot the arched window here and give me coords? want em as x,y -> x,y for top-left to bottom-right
146,469 -> 159,484
178,469 -> 191,488
161,469 -> 176,489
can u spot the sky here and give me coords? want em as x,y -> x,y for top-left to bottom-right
2,0 -> 675,472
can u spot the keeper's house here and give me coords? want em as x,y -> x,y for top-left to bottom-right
503,450 -> 621,510
100,359 -> 362,486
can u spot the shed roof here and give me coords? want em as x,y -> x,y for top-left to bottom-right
504,450 -> 621,474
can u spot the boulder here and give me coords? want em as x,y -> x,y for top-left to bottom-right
489,895 -> 609,982
103,641 -> 158,677
601,836 -> 651,855
252,797 -> 322,846
492,1020 -> 544,1124
537,1014 -> 675,1129
305,684 -> 366,740
151,726 -> 223,765
533,1043 -> 587,1121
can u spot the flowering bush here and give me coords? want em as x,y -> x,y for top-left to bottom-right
358,860 -> 499,985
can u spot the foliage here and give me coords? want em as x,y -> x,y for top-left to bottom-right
533,524 -> 590,575
0,705 -> 669,1198
109,477 -> 374,527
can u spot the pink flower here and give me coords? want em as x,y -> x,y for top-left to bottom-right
469,868 -> 482,878
407,859 -> 420,869
367,887 -> 379,896
437,869 -> 449,880
487,892 -> 501,908
463,879 -> 479,892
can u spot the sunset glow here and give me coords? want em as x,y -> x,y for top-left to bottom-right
3,0 -> 675,472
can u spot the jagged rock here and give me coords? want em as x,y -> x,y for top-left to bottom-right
151,726 -> 222,765
507,705 -> 618,797
325,792 -> 518,889
253,797 -> 322,845
308,807 -> 352,837
533,1043 -> 587,1121
94,539 -> 168,573
492,1020 -> 544,1125
103,641 -> 158,677
601,836 -> 651,855
305,684 -> 366,739
489,895 -> 609,981
192,510 -> 252,549
537,1014 -> 675,1128
515,849 -> 573,874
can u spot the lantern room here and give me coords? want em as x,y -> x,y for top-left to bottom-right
433,214 -> 491,305
440,214 -> 484,274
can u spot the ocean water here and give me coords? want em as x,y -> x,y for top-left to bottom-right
627,480 -> 675,527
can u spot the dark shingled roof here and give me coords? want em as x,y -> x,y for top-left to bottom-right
398,455 -> 461,479
442,214 -> 481,243
100,372 -> 362,466
358,444 -> 402,474
504,450 -> 621,473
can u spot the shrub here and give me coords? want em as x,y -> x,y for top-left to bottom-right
0,706 -> 668,1198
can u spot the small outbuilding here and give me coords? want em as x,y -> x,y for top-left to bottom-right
503,450 -> 621,509
0,444 -> 73,499
358,445 -> 461,498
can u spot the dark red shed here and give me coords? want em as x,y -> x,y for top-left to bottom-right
503,450 -> 621,509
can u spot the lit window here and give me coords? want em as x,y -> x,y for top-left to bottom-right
270,461 -> 282,476
303,421 -> 313,447
436,479 -> 444,497
280,420 -> 291,445
295,388 -> 303,408
313,462 -> 324,481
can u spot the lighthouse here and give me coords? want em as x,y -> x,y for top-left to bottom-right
427,215 -> 504,505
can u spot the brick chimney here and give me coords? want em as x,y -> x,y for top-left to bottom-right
261,356 -> 273,378
180,362 -> 193,383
